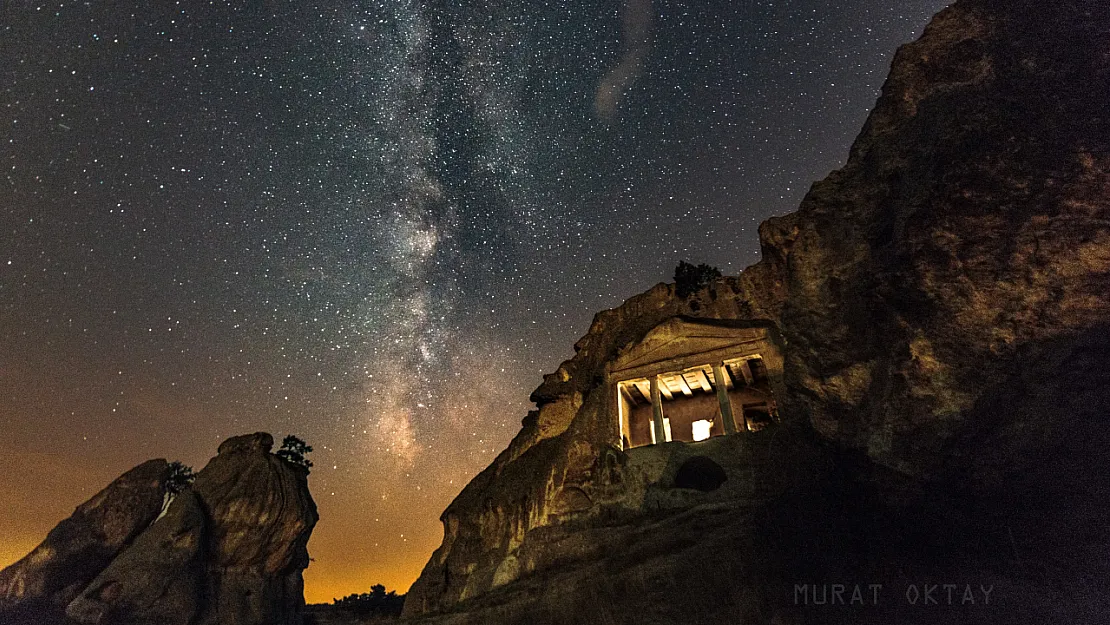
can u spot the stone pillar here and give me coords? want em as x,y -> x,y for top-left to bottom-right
650,376 -> 667,444
714,363 -> 739,434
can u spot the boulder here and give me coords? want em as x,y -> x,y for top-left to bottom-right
189,432 -> 317,625
0,433 -> 317,625
64,490 -> 206,625
0,459 -> 169,610
66,432 -> 318,625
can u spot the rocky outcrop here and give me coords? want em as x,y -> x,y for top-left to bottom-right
760,0 -> 1110,483
406,0 -> 1110,622
0,460 -> 169,611
63,490 -> 208,625
0,433 -> 318,625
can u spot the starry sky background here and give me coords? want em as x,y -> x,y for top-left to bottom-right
1,0 -> 951,603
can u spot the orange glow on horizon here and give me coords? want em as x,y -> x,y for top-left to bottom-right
0,344 -> 521,610
1,538 -> 434,607
0,440 -> 467,608
303,559 -> 425,605
0,540 -> 41,572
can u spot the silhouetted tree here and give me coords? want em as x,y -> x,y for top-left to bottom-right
165,461 -> 195,495
276,435 -> 313,472
332,583 -> 405,617
674,261 -> 722,298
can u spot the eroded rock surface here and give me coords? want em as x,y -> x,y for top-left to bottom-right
0,433 -> 318,625
405,0 -> 1110,622
0,459 -> 169,611
64,490 -> 207,625
188,432 -> 317,625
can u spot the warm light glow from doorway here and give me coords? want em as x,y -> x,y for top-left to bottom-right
691,419 -> 712,441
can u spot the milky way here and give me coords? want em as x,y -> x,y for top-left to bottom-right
1,0 -> 952,600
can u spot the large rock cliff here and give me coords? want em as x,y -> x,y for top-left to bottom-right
405,0 -> 1110,622
0,433 -> 318,625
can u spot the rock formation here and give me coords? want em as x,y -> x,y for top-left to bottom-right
0,433 -> 318,625
0,460 -> 169,611
404,0 -> 1110,622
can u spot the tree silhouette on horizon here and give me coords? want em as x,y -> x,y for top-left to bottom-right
276,435 -> 313,472
674,261 -> 722,298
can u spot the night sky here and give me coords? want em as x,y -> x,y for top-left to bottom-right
1,0 -> 951,602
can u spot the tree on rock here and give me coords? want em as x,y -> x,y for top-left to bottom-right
165,461 -> 196,494
674,261 -> 722,298
276,435 -> 314,472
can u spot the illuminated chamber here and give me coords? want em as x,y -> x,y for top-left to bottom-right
608,318 -> 783,450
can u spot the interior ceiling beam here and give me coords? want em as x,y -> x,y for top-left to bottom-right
675,374 -> 694,396
738,360 -> 754,384
619,384 -> 637,405
725,356 -> 758,385
658,379 -> 675,400
692,368 -> 713,392
619,356 -> 771,404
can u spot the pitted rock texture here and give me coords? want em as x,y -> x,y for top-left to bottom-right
65,432 -> 318,625
192,432 -> 316,579
763,0 -> 1110,481
406,0 -> 1110,622
0,433 -> 318,625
